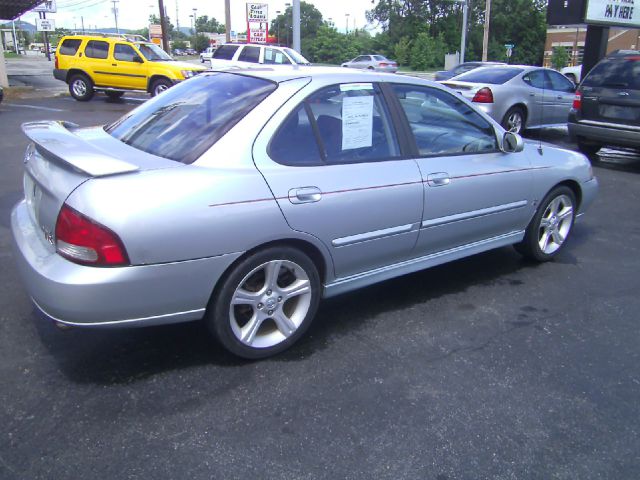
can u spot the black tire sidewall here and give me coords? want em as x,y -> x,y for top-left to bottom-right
521,186 -> 576,262
151,79 -> 172,97
207,246 -> 321,359
68,74 -> 94,101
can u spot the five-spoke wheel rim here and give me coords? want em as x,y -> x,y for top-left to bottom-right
229,259 -> 312,348
72,79 -> 87,97
538,194 -> 573,255
506,112 -> 523,133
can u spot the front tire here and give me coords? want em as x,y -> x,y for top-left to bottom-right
68,74 -> 94,101
515,186 -> 576,261
206,247 -> 321,359
501,106 -> 526,134
150,78 -> 172,97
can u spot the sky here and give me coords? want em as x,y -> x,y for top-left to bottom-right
16,0 -> 381,34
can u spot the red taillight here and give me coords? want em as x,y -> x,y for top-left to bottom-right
379,62 -> 389,67
472,87 -> 494,103
572,91 -> 582,110
55,204 -> 129,267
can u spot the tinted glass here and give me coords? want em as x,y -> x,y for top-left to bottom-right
264,48 -> 291,64
85,40 -> 109,59
523,70 -> 547,89
238,46 -> 260,63
269,106 -> 323,166
547,70 -> 575,92
454,67 -> 523,84
307,83 -> 400,164
106,73 -> 276,164
392,84 -> 498,156
283,48 -> 310,65
373,55 -> 387,61
582,56 -> 640,89
213,45 -> 239,60
114,44 -> 138,62
59,39 -> 81,56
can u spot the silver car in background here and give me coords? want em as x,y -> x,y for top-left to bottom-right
11,67 -> 597,359
441,65 -> 577,134
341,55 -> 398,73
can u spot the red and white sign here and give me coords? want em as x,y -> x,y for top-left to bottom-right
247,3 -> 268,44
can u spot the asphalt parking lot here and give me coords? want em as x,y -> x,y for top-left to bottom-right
1,92 -> 639,479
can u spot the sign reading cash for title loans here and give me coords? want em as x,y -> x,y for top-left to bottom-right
247,3 -> 268,44
585,0 -> 640,27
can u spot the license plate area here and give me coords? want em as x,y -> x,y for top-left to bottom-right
599,104 -> 640,122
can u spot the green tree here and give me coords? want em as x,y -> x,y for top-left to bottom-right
551,46 -> 570,70
270,1 -> 323,46
409,32 -> 447,70
192,34 -> 210,52
195,15 -> 225,34
393,36 -> 412,66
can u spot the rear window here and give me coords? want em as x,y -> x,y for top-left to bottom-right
105,73 -> 276,164
582,57 -> 640,89
454,67 -> 523,84
59,39 -> 82,56
213,45 -> 239,60
84,40 -> 109,59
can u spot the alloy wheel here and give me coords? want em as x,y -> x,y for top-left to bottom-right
537,194 -> 573,255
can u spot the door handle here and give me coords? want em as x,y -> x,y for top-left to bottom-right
289,187 -> 322,204
426,173 -> 450,187
557,95 -> 563,99
112,63 -> 117,66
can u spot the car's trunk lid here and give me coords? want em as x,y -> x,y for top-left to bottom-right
21,120 -> 180,247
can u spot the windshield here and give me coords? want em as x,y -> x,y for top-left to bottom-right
136,42 -> 173,61
284,48 -> 310,65
453,67 -> 523,84
106,73 -> 277,164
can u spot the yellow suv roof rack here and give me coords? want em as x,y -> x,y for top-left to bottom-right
67,32 -> 148,42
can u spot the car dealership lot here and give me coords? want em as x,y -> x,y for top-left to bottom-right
1,95 -> 639,478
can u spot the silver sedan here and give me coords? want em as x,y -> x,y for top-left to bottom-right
440,65 -> 577,134
11,67 -> 597,359
341,55 -> 398,73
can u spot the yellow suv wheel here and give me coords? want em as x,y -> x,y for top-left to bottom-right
69,73 -> 94,102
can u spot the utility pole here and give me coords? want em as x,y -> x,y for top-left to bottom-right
111,0 -> 120,34
81,16 -> 85,34
482,0 -> 491,61
159,0 -> 170,52
175,0 -> 179,33
225,0 -> 231,43
460,0 -> 468,63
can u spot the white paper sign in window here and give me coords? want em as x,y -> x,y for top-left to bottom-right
342,96 -> 374,150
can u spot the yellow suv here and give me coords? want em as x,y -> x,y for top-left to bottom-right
54,33 -> 206,101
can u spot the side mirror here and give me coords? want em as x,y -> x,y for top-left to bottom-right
133,55 -> 144,63
501,131 -> 524,153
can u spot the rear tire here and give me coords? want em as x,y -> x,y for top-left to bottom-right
501,106 -> 526,134
68,74 -> 94,102
150,78 -> 172,97
206,246 -> 321,359
515,186 -> 576,262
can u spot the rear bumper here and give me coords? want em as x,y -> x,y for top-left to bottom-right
568,117 -> 640,148
53,68 -> 67,82
11,200 -> 242,328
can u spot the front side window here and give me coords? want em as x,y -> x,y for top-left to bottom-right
392,84 -> 498,156
84,40 -> 109,59
546,70 -> 575,92
136,43 -> 172,61
59,39 -> 81,56
264,48 -> 291,65
269,83 -> 401,166
106,73 -> 276,164
114,44 -> 139,62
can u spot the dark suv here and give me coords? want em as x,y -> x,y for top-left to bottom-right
568,51 -> 640,155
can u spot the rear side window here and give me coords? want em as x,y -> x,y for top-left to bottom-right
106,73 -> 276,164
59,39 -> 82,56
85,40 -> 109,59
454,67 -> 523,84
582,57 -> 640,89
213,45 -> 239,60
114,44 -> 138,62
238,46 -> 260,63
269,83 -> 401,166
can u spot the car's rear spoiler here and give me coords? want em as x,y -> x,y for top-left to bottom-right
21,121 -> 140,177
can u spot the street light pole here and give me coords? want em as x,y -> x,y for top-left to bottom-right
345,13 -> 350,34
292,0 -> 301,53
111,0 -> 120,34
460,0 -> 468,63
